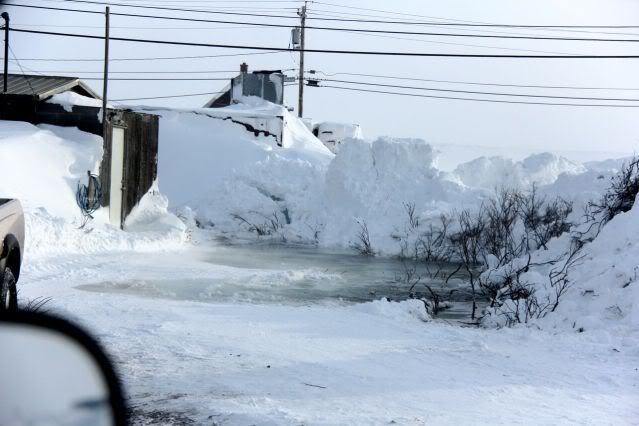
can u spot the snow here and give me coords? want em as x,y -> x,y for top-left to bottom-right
1,99 -> 637,424
0,121 -> 103,218
312,121 -> 364,153
451,152 -> 586,191
46,92 -> 106,112
0,120 -> 186,258
17,250 -> 639,425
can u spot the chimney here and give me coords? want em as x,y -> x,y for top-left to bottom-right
240,62 -> 248,74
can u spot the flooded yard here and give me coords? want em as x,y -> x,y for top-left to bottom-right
77,242 -> 474,320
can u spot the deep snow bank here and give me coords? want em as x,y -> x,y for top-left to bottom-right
320,137 -> 477,251
152,103 -> 627,254
149,101 -> 332,245
478,188 -> 639,334
451,153 -> 586,191
0,121 -> 103,218
0,120 -> 186,258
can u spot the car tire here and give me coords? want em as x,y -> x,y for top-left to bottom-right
0,267 -> 17,312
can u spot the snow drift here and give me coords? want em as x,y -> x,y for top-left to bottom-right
148,100 -> 629,255
0,120 -> 186,258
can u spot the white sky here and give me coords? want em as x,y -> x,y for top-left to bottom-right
3,0 -> 639,155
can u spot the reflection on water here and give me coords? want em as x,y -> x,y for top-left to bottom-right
77,242 -> 474,320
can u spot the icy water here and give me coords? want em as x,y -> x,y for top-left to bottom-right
78,242 -> 473,320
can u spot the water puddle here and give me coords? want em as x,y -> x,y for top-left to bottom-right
77,242 -> 474,320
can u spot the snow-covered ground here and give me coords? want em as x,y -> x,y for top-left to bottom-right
1,98 -> 638,424
19,250 -> 638,425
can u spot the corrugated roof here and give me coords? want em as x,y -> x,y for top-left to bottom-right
2,74 -> 101,100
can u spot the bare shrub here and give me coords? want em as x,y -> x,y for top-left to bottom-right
482,189 -> 523,267
393,187 -> 578,323
231,211 -> 285,238
519,185 -> 573,251
450,209 -> 485,319
404,201 -> 420,230
586,156 -> 639,230
484,242 -> 585,326
396,260 -> 455,316
351,219 -> 374,256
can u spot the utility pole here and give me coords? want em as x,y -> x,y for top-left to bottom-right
102,6 -> 110,140
297,2 -> 307,118
2,12 -> 9,93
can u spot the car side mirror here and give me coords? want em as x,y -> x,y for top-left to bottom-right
0,311 -> 127,425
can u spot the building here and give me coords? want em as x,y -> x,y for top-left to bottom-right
0,74 -> 159,228
203,63 -> 285,108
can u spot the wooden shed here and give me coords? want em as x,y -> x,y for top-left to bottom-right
0,74 -> 159,228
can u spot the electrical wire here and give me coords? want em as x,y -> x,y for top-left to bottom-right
112,91 -> 225,101
307,70 -> 639,91
10,51 -> 288,62
312,1 -> 639,29
6,68 -> 294,74
81,77 -> 234,80
306,10 -> 639,38
316,85 -> 639,108
335,28 -> 578,56
6,3 -> 639,43
38,0 -> 302,19
10,28 -> 639,58
41,0 -> 639,29
8,45 -> 37,93
314,78 -> 639,102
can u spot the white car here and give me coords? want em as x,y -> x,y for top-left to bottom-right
0,199 -> 25,312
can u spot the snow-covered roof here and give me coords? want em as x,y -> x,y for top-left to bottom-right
1,74 -> 101,101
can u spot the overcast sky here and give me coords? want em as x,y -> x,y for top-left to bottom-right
3,0 -> 639,155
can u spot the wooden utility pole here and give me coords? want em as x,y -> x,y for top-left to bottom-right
297,2 -> 307,118
2,12 -> 9,93
102,6 -> 110,139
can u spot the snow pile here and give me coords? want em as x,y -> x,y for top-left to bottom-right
320,137 -> 475,251
0,122 -> 103,218
24,206 -> 186,258
554,195 -> 639,333
480,190 -> 639,334
350,298 -> 431,323
0,120 -> 186,258
452,153 -> 586,191
151,103 -> 626,255
150,104 -> 331,245
46,92 -> 106,112
125,182 -> 186,234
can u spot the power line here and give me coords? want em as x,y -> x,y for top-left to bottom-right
306,10 -> 639,30
9,51 -> 288,62
79,77 -> 234,80
42,0 -> 639,29
12,23 -> 265,30
315,78 -> 639,102
6,3 -> 639,43
308,71 -> 639,91
5,66 -> 234,73
338,28 -> 578,56
10,28 -> 639,58
316,85 -> 639,108
38,0 -> 301,19
306,9 -> 639,37
8,46 -> 37,93
312,1 -> 639,29
112,91 -> 224,101
6,68 -> 294,74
